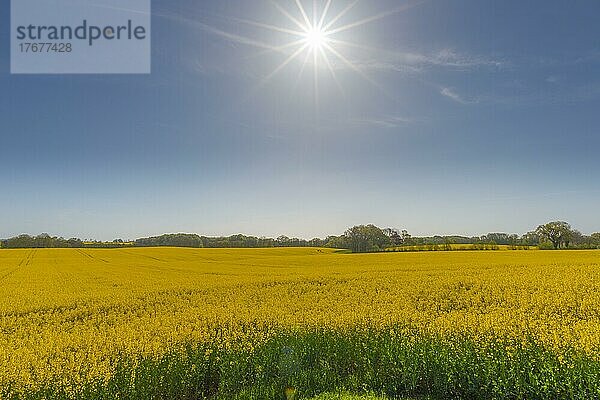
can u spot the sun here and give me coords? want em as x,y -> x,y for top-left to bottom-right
224,0 -> 422,101
304,27 -> 328,52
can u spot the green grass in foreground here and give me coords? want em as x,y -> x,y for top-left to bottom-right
10,327 -> 600,400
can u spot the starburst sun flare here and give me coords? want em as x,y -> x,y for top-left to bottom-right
231,0 -> 422,98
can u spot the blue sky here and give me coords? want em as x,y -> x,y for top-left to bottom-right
1,0 -> 600,240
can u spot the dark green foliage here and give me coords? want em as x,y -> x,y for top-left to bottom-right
134,233 -> 204,248
343,225 -> 391,253
1,234 -> 84,249
536,221 -> 574,249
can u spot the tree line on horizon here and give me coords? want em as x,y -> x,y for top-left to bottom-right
1,221 -> 599,252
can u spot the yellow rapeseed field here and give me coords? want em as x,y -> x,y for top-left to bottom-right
1,247 -> 599,395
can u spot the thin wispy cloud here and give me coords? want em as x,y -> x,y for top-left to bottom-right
350,115 -> 414,128
440,87 -> 476,104
346,47 -> 505,74
574,48 -> 600,65
432,48 -> 505,69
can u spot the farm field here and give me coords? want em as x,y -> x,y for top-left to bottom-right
1,248 -> 600,399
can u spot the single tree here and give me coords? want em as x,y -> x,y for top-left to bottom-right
344,225 -> 391,253
536,221 -> 574,249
